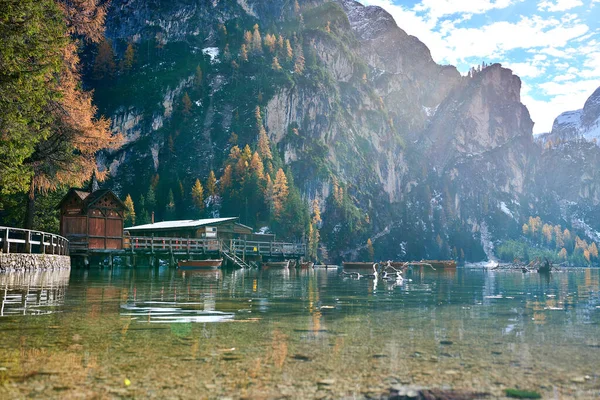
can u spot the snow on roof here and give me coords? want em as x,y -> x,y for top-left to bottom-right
125,217 -> 239,231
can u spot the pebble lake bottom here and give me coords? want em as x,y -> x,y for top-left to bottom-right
0,266 -> 599,399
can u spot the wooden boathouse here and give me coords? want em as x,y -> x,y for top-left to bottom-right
58,188 -> 127,255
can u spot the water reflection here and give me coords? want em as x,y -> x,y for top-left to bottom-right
0,269 -> 69,316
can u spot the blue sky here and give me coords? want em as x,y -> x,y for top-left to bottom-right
360,0 -> 600,134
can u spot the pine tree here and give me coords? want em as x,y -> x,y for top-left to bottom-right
273,168 -> 289,216
240,44 -> 249,62
93,39 -> 116,80
252,24 -> 263,54
250,152 -> 265,179
242,144 -> 253,163
312,199 -> 321,225
221,165 -> 233,192
265,174 -> 275,212
191,179 -> 205,215
146,185 -> 157,213
277,35 -> 285,50
293,44 -> 305,75
244,31 -> 252,47
124,194 -> 136,227
272,57 -> 282,71
122,42 -> 135,72
367,239 -> 374,262
182,92 -> 193,116
258,127 -> 273,160
264,33 -> 276,53
285,39 -> 293,60
194,65 -> 203,87
166,189 -> 176,220
206,171 -> 218,197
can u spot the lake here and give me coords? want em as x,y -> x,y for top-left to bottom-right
0,266 -> 599,399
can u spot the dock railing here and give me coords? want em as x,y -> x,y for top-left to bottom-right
0,226 -> 69,256
126,236 -> 306,258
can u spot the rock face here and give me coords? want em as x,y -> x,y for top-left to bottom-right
542,86 -> 600,143
89,0 -> 600,261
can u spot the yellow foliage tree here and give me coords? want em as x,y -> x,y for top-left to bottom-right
220,165 -> 233,192
273,168 -> 289,216
206,171 -> 217,197
272,56 -> 282,71
367,239 -> 374,262
191,179 -> 204,213
250,152 -> 265,179
124,194 -> 135,227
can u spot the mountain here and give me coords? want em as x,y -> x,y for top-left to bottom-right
86,0 -> 600,263
541,86 -> 600,143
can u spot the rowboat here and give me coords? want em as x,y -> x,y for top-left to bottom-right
343,262 -> 378,272
263,260 -> 290,269
421,260 -> 457,269
300,262 -> 314,269
177,259 -> 223,270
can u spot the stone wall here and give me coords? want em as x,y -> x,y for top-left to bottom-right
0,253 -> 71,272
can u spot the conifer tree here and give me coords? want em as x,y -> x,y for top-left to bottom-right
194,65 -> 203,87
221,165 -> 233,192
265,174 -> 275,212
122,42 -> 135,72
252,24 -> 263,54
191,179 -> 205,215
285,39 -> 293,60
93,39 -> 116,79
367,239 -> 374,261
272,57 -> 282,71
258,126 -> 273,161
293,44 -> 305,75
146,185 -> 157,213
250,152 -> 265,179
240,44 -> 249,62
206,171 -> 217,197
166,189 -> 176,220
273,168 -> 289,215
264,33 -> 276,53
124,194 -> 136,227
182,92 -> 193,116
277,35 -> 285,50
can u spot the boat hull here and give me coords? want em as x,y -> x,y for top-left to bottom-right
343,262 -> 377,272
177,259 -> 223,270
263,260 -> 290,269
421,260 -> 457,269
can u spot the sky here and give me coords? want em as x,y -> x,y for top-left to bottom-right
360,0 -> 600,134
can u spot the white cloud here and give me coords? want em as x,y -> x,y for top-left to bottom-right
538,0 -> 584,12
503,61 -> 546,77
414,0 -> 521,23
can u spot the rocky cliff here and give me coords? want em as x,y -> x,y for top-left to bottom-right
87,0 -> 599,262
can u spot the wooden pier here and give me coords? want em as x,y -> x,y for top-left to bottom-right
71,235 -> 306,268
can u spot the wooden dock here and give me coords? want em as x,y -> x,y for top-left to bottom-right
70,235 -> 306,268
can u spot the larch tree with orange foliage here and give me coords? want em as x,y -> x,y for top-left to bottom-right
21,0 -> 122,228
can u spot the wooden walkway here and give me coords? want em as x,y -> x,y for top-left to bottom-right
124,236 -> 306,261
0,226 -> 69,256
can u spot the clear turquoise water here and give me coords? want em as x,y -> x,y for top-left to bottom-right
0,266 -> 599,398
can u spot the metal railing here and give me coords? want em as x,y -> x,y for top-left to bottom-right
0,226 -> 69,256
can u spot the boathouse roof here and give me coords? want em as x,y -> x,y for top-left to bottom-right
124,217 -> 241,232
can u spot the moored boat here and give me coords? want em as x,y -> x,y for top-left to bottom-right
300,262 -> 314,269
263,260 -> 290,269
177,259 -> 223,270
343,262 -> 377,273
421,260 -> 457,269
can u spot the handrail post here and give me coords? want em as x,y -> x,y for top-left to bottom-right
25,231 -> 31,254
3,228 -> 9,254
